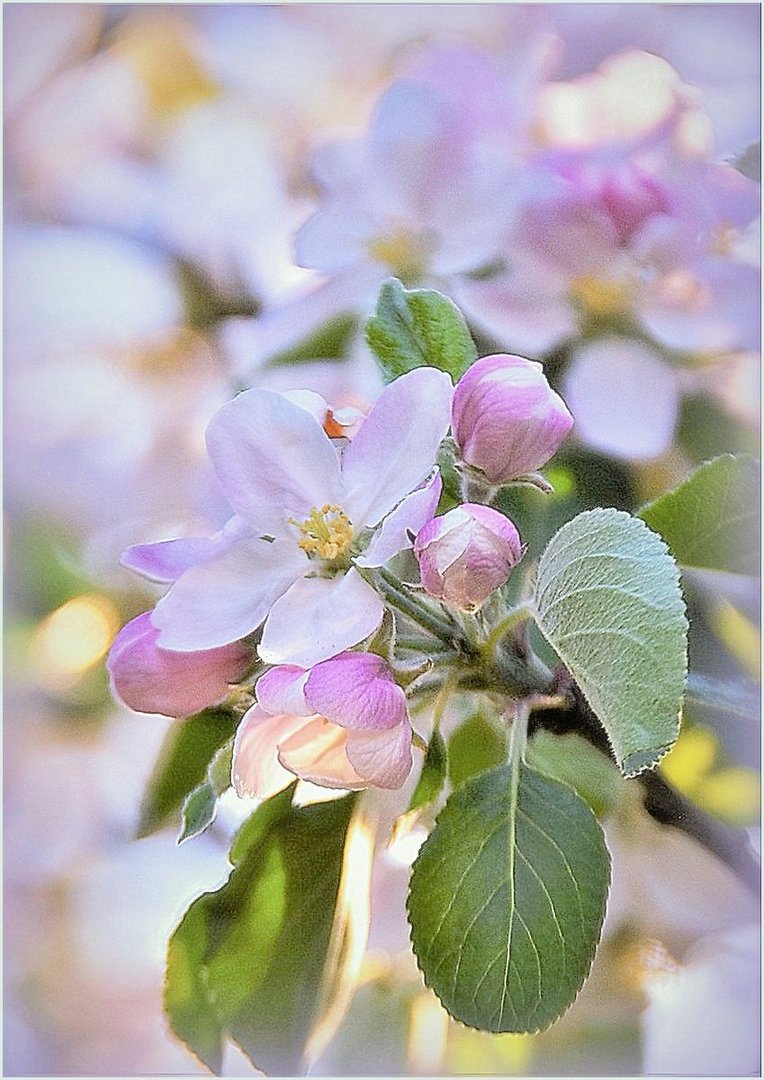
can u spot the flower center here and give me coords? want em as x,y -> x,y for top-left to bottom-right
570,274 -> 631,318
290,505 -> 353,561
367,228 -> 428,282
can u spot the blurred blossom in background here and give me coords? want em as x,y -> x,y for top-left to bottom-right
4,4 -> 760,1076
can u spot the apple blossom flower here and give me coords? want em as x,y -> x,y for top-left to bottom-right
451,354 -> 574,484
107,612 -> 254,718
240,42 -> 556,367
414,503 -> 523,611
120,367 -> 451,668
232,651 -> 413,797
454,86 -> 760,361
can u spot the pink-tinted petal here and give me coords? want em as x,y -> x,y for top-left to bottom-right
259,568 -> 384,668
119,517 -> 251,582
345,722 -> 413,789
454,274 -> 578,356
367,81 -> 451,219
294,197 -> 376,274
255,665 -> 311,717
108,612 -> 252,718
355,472 -> 442,569
151,536 -> 305,651
120,536 -> 221,583
221,266 -> 384,380
564,337 -> 680,460
305,652 -> 407,731
205,387 -> 344,530
232,705 -> 311,800
639,259 -> 761,354
342,367 -> 453,527
277,717 -> 366,790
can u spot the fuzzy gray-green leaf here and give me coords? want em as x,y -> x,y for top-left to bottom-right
533,508 -> 687,776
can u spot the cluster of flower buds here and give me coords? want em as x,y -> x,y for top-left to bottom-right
109,352 -> 573,794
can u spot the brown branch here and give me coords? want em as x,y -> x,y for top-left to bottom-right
529,681 -> 760,896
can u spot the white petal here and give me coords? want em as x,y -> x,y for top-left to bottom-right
205,387 -> 344,530
564,337 -> 680,461
259,568 -> 384,668
342,368 -> 453,527
151,536 -> 304,651
454,275 -> 577,356
232,706 -> 309,800
356,473 -> 442,568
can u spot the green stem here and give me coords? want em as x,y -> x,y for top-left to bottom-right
431,672 -> 458,732
374,568 -> 466,648
483,603 -> 532,654
508,700 -> 530,766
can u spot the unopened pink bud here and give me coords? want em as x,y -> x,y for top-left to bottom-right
414,503 -> 522,611
451,354 -> 573,484
108,612 -> 253,718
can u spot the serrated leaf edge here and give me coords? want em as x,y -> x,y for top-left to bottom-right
532,508 -> 688,776
405,763 -> 611,1035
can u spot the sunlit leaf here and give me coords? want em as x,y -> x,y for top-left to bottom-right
178,741 -> 234,843
408,762 -> 610,1032
137,708 -> 238,838
447,712 -> 508,788
409,728 -> 448,813
533,509 -> 687,776
165,786 -> 358,1074
526,731 -> 623,818
638,454 -> 760,576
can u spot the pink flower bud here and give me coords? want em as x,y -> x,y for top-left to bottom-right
107,612 -> 253,718
414,503 -> 522,611
451,354 -> 574,483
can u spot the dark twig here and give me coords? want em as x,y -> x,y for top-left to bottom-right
530,680 -> 760,895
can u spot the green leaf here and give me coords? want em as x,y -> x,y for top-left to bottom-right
408,729 -> 448,814
448,712 -> 508,788
526,732 -> 623,818
366,278 -> 477,383
178,742 -> 234,843
165,787 -> 357,1075
389,730 -> 448,853
638,454 -> 761,576
533,509 -> 688,776
408,762 -> 610,1032
268,313 -> 358,368
136,709 -> 239,838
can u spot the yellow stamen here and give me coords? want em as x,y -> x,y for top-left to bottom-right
367,229 -> 427,281
571,274 -> 630,318
289,504 -> 353,561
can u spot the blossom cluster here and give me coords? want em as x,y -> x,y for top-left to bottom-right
109,353 -> 572,795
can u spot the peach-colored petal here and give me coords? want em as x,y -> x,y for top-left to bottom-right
232,705 -> 312,800
277,717 -> 366,790
345,722 -> 413,789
